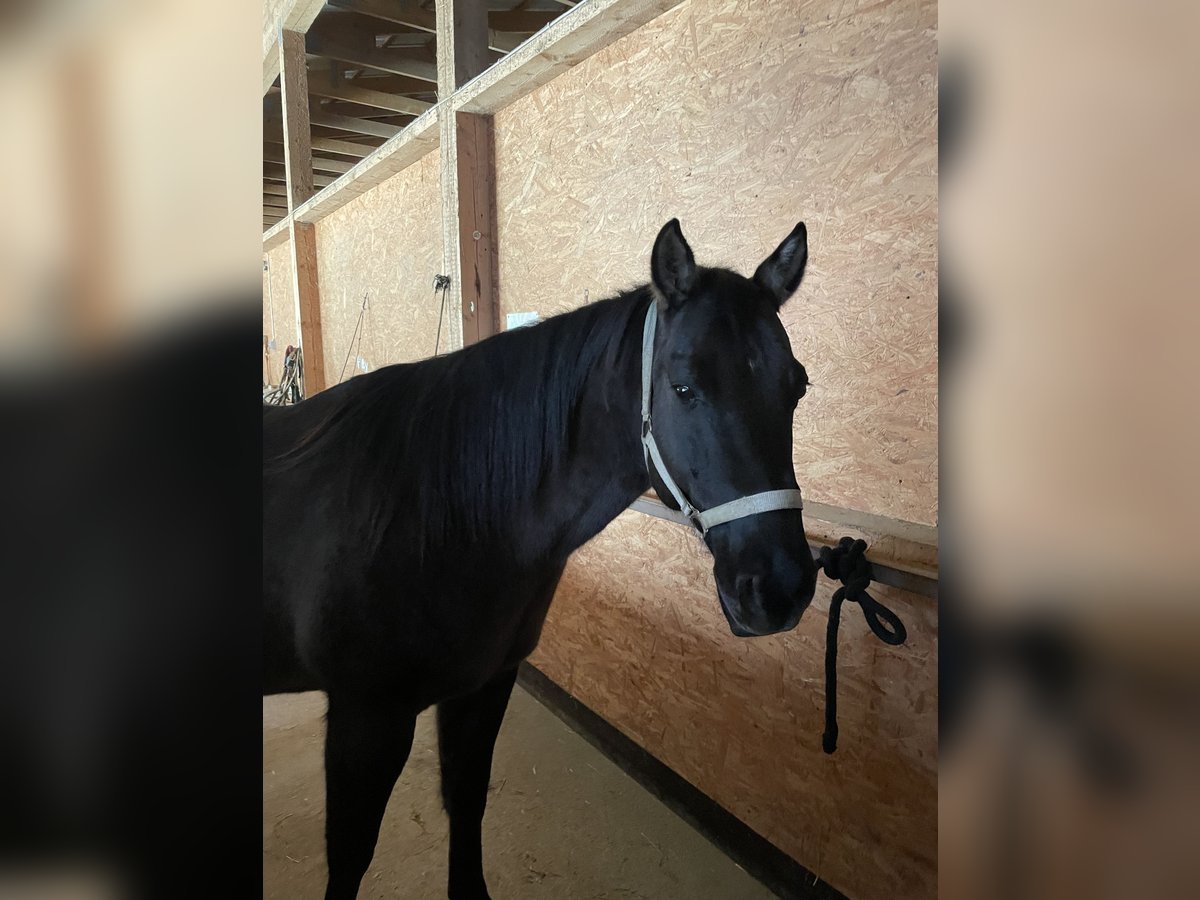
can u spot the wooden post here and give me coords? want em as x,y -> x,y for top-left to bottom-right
279,28 -> 314,209
455,111 -> 499,344
449,0 -> 491,90
279,27 -> 325,392
437,0 -> 498,349
289,221 -> 326,393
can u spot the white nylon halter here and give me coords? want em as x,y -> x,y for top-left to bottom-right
639,301 -> 804,535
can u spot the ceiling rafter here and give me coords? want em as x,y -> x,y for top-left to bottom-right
266,0 -> 577,232
306,32 -> 437,83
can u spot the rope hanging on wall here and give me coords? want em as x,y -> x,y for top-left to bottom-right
263,346 -> 304,406
432,274 -> 452,356
818,537 -> 908,753
337,292 -> 371,385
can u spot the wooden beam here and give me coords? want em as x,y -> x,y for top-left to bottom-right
289,221 -> 326,394
316,108 -> 415,127
327,0 -> 526,54
307,33 -> 438,83
293,111 -> 439,226
264,34 -> 280,95
310,111 -> 402,139
264,182 -> 288,196
305,77 -> 433,116
634,491 -> 938,585
265,165 -> 337,188
327,0 -> 438,32
266,148 -> 355,175
264,219 -> 290,250
279,29 -> 314,209
306,136 -> 377,157
267,115 -> 385,153
311,156 -> 354,174
488,31 -> 527,53
334,72 -> 437,96
283,0 -> 326,32
267,0 -> 685,256
457,0 -> 685,114
455,111 -> 499,345
487,10 -> 561,32
450,0 -> 493,92
315,136 -> 375,157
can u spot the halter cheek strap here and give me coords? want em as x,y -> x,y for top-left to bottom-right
639,302 -> 804,535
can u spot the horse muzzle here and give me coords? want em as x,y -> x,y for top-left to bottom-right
715,568 -> 815,637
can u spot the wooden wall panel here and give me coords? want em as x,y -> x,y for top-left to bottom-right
493,0 -> 940,897
313,150 -> 444,382
262,239 -> 296,386
529,511 -> 937,900
492,0 -> 938,527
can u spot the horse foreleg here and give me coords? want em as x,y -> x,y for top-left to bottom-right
436,667 -> 519,900
323,695 -> 416,900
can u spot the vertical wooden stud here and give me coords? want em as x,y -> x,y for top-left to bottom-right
280,27 -> 324,392
455,111 -> 499,344
288,221 -> 326,393
279,28 -> 314,210
437,0 -> 498,349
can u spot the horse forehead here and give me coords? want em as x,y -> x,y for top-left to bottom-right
672,306 -> 788,372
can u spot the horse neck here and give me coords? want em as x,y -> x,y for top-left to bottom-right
528,298 -> 651,561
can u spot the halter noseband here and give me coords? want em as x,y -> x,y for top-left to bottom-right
640,301 -> 805,535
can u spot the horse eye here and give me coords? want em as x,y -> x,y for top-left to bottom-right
672,384 -> 693,399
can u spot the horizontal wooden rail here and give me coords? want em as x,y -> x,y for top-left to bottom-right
628,494 -> 938,600
292,109 -> 439,225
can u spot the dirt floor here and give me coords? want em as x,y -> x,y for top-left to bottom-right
264,687 -> 776,899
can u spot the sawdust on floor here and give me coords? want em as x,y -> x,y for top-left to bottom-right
264,686 -> 777,899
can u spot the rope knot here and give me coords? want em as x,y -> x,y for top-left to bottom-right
819,536 -> 908,754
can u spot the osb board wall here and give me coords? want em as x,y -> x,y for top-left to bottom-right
262,239 -> 296,387
492,0 -> 938,527
495,0 -> 939,896
313,150 -> 443,383
529,510 -> 937,900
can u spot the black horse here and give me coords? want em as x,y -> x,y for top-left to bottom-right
263,218 -> 818,899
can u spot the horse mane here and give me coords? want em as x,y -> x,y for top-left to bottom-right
264,286 -> 651,559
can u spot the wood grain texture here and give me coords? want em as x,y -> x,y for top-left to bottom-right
263,218 -> 290,248
493,0 -> 938,527
292,111 -> 439,225
290,221 -> 326,393
262,239 -> 298,384
455,111 -> 500,344
279,29 -> 314,208
451,0 -> 493,90
313,149 -> 444,382
457,0 -> 686,114
529,510 -> 937,900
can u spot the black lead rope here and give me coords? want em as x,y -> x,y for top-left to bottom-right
818,537 -> 908,753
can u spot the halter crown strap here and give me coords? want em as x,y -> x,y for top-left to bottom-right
639,302 -> 803,535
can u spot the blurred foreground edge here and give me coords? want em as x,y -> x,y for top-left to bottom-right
0,298 -> 262,900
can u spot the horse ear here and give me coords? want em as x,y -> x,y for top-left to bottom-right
753,222 -> 808,309
650,219 -> 697,309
